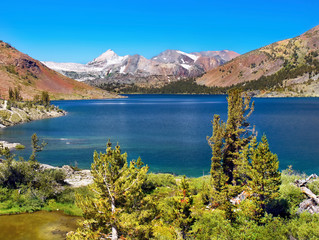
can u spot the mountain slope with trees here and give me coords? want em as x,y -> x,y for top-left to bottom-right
197,25 -> 319,95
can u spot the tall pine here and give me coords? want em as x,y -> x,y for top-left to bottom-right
223,89 -> 254,187
208,89 -> 255,219
208,115 -> 228,207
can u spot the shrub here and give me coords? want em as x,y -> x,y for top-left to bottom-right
15,144 -> 25,150
142,173 -> 177,193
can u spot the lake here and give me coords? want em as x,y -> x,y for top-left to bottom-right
1,94 -> 319,177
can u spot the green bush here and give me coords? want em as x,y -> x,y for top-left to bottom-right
287,212 -> 319,239
191,210 -> 233,239
142,173 -> 177,193
15,144 -> 25,150
279,183 -> 304,212
308,179 -> 319,195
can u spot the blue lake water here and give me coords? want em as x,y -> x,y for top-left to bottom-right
1,94 -> 319,177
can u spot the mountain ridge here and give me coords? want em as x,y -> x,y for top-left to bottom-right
43,49 -> 239,87
197,25 -> 319,91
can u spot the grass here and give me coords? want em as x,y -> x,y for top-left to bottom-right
43,201 -> 83,216
0,202 -> 82,216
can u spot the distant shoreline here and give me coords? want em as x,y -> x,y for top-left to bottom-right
120,92 -> 319,98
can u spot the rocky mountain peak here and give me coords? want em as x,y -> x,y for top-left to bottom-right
88,49 -> 120,65
151,49 -> 199,65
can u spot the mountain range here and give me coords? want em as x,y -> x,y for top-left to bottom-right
0,41 -> 118,100
2,24 -> 319,99
43,50 -> 239,87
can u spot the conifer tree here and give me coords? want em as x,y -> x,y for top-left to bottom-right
67,141 -> 148,240
41,91 -> 50,106
29,133 -> 47,162
247,135 -> 281,219
223,89 -> 254,187
8,87 -> 14,101
208,89 -> 255,209
208,115 -> 228,207
176,176 -> 193,239
14,87 -> 22,101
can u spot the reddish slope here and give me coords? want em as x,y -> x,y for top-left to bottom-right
198,25 -> 319,87
0,41 -> 118,100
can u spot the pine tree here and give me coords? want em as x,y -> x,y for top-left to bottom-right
176,176 -> 193,239
41,91 -> 50,106
208,89 -> 255,210
223,89 -> 254,187
67,141 -> 148,240
208,115 -> 228,207
247,135 -> 281,219
14,87 -> 22,101
29,133 -> 47,162
8,87 -> 14,101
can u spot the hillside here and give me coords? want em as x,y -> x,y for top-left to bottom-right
43,49 -> 239,87
0,41 -> 118,100
197,25 -> 319,93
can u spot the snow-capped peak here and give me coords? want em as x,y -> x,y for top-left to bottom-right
88,49 -> 128,67
91,49 -> 118,63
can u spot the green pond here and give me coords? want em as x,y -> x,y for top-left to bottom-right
0,211 -> 80,240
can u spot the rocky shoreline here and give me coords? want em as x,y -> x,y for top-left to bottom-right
0,100 -> 66,128
0,154 -> 93,188
248,90 -> 319,98
0,141 -> 21,150
0,100 -> 92,188
40,164 -> 93,188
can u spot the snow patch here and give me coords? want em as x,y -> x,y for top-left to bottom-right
176,50 -> 199,61
42,61 -> 104,72
181,64 -> 192,70
120,65 -> 126,74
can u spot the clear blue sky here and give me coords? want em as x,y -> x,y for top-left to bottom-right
1,0 -> 318,63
